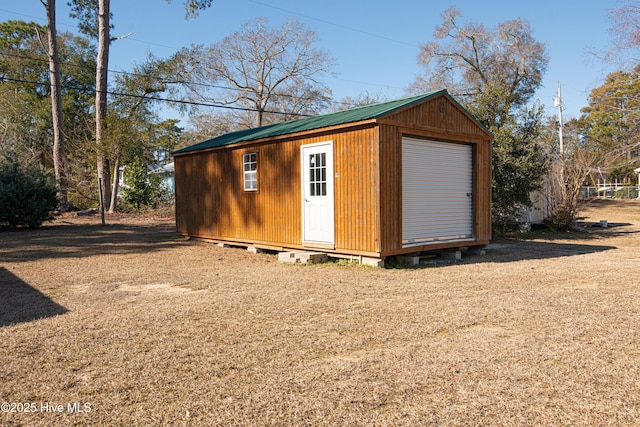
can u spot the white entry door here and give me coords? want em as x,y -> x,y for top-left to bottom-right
301,141 -> 334,245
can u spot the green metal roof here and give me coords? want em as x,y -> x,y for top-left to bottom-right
174,90 -> 472,154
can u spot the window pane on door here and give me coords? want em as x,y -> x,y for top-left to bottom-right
308,153 -> 327,196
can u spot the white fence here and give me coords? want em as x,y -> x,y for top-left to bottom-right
580,185 -> 640,200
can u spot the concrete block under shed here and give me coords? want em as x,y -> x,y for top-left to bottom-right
277,251 -> 328,264
277,252 -> 296,262
361,257 -> 385,267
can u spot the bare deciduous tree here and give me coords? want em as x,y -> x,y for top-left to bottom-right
545,126 -> 601,230
411,6 -> 548,112
185,17 -> 334,129
330,92 -> 388,112
606,0 -> 640,64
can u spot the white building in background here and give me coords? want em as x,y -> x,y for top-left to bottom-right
118,162 -> 175,198
149,162 -> 175,194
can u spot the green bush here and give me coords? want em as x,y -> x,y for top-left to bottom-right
547,202 -> 578,231
0,160 -> 58,229
122,157 -> 165,211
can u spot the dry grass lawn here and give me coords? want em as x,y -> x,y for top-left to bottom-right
1,199 -> 639,426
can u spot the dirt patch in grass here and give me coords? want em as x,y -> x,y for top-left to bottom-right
1,201 -> 640,426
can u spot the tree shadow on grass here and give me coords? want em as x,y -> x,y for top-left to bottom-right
385,240 -> 619,269
476,240 -> 618,264
388,228 -> 626,268
0,221 -> 184,263
519,222 -> 639,242
0,267 -> 68,327
469,221 -> 637,263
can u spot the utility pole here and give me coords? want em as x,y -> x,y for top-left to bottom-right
553,82 -> 567,213
554,82 -> 564,155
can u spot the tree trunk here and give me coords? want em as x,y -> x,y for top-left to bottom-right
44,0 -> 68,207
96,0 -> 111,210
108,157 -> 119,213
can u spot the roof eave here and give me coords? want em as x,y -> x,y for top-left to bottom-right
173,118 -> 380,156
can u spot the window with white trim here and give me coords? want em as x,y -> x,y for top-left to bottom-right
309,152 -> 327,196
243,153 -> 258,191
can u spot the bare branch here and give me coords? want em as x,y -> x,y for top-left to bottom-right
183,16 -> 334,127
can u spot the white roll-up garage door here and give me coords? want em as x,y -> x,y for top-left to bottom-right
401,137 -> 473,247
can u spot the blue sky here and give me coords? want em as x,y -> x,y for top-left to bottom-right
0,0 -> 621,122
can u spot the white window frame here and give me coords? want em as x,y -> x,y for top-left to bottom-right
243,153 -> 258,191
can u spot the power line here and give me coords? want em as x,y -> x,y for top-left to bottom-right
0,50 -> 363,109
247,0 -> 419,48
0,51 -> 246,91
0,76 -> 315,117
0,6 -> 408,103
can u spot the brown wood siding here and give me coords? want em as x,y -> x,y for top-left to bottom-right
383,96 -> 490,140
175,153 -> 216,237
175,140 -> 301,245
332,126 -> 380,254
473,139 -> 492,242
378,125 -> 402,255
175,125 -> 381,254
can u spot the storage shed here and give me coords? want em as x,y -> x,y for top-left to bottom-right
173,90 -> 492,263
